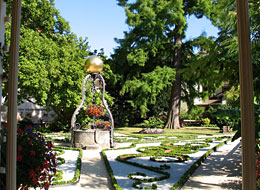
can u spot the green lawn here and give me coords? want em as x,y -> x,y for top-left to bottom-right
114,126 -> 235,137
45,126 -> 235,143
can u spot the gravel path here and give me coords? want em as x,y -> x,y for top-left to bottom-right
79,149 -> 113,190
181,138 -> 242,190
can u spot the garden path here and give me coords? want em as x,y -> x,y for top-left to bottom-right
181,137 -> 242,189
49,134 -> 129,190
49,148 -> 113,190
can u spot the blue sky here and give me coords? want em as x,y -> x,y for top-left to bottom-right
54,0 -> 219,56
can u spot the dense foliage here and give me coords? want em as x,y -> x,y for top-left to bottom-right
195,0 -> 259,103
3,0 -> 259,132
3,0 -> 115,131
3,0 -> 88,130
206,0 -> 260,137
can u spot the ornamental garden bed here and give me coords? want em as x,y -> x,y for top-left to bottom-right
45,134 -> 83,185
51,146 -> 82,186
103,135 -> 232,190
42,128 -> 234,189
44,133 -> 83,186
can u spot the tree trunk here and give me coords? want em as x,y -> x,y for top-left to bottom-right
165,31 -> 182,129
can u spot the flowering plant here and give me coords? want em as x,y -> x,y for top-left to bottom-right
85,104 -> 104,117
95,121 -> 111,130
256,139 -> 260,187
139,128 -> 165,134
1,122 -> 57,189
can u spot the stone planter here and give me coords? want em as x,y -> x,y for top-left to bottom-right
73,129 -> 110,149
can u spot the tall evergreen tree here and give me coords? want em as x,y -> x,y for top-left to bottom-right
112,0 -> 213,129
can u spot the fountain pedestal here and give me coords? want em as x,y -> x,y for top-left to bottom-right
73,129 -> 111,149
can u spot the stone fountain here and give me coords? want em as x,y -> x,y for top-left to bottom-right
70,55 -> 114,149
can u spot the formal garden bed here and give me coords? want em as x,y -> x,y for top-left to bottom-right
51,146 -> 82,186
40,125 -> 235,189
1,125 -> 236,189
102,133 -> 232,190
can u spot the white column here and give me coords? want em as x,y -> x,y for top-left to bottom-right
6,0 -> 21,189
236,0 -> 256,189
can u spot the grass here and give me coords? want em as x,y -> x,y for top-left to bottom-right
46,126 -> 235,145
44,126 -> 234,139
115,126 -> 235,137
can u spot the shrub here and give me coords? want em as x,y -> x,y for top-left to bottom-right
256,138 -> 260,188
211,105 -> 240,131
202,106 -> 217,121
201,118 -> 211,125
0,123 -> 57,189
141,116 -> 164,128
180,106 -> 204,120
48,118 -> 70,132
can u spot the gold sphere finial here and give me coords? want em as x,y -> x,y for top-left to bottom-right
85,55 -> 104,73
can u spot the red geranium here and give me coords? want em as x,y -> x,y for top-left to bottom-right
1,123 -> 57,189
85,104 -> 105,117
256,139 -> 260,180
96,120 -> 111,130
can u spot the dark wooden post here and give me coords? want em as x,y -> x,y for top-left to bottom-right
6,0 -> 21,189
236,0 -> 256,189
